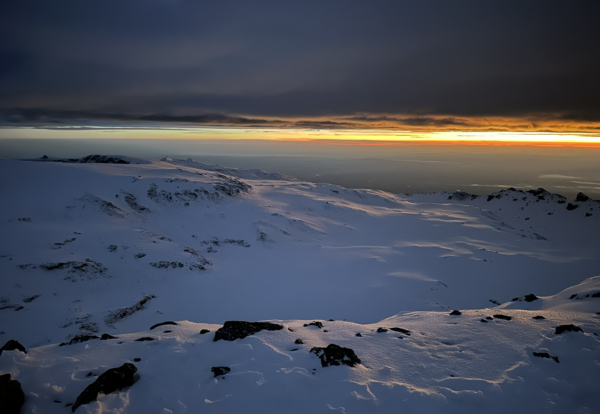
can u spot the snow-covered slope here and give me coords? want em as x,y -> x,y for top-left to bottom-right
0,157 -> 599,413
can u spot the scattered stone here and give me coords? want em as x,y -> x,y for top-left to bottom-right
211,367 -> 231,378
303,321 -> 324,329
105,295 -> 156,327
376,327 -> 388,333
489,299 -> 501,305
0,340 -> 26,356
199,329 -> 210,335
0,373 -> 25,414
23,294 -> 40,303
134,253 -> 146,259
122,192 -> 150,213
17,217 -> 32,222
149,321 -> 177,330
107,245 -> 118,252
134,337 -> 155,342
310,344 -> 361,368
449,310 -> 462,316
389,327 -> 411,335
554,324 -> 583,335
133,358 -> 141,362
100,333 -> 117,340
533,352 -> 559,363
294,339 -> 304,344
213,321 -> 283,342
493,314 -> 512,320
150,261 -> 184,269
532,315 -> 546,320
71,363 -> 137,412
512,294 -> 538,302
60,334 -> 100,346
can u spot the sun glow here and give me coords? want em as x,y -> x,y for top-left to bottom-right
2,126 -> 600,147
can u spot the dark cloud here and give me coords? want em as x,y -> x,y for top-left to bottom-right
1,1 -> 599,127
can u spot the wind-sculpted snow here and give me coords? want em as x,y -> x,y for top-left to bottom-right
0,157 -> 599,413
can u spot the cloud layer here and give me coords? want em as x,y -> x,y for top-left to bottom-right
1,1 -> 600,131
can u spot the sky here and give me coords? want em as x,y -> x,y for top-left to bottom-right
1,0 -> 600,137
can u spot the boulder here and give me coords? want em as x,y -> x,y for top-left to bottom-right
72,363 -> 137,412
0,374 -> 25,414
0,340 -> 26,356
554,324 -> 583,335
310,344 -> 361,368
493,314 -> 512,321
213,321 -> 283,342
149,321 -> 177,330
449,310 -> 462,316
211,367 -> 231,378
303,321 -> 324,329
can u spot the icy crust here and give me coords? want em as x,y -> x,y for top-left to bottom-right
0,309 -> 599,413
1,157 -> 600,412
501,275 -> 600,312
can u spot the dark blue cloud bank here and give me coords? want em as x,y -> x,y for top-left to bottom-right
1,0 -> 599,128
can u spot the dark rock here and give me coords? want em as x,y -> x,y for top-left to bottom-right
512,294 -> 539,302
213,321 -> 283,342
569,294 -> 577,299
533,352 -> 559,363
554,324 -> 583,335
487,195 -> 494,202
17,217 -> 32,223
86,372 -> 94,377
376,327 -> 388,333
303,321 -> 324,329
586,213 -> 593,217
199,329 -> 210,335
575,192 -> 590,202
149,321 -> 177,330
591,292 -> 600,298
480,319 -> 488,323
105,295 -> 156,327
328,319 -> 334,321
23,294 -> 40,303
133,358 -> 141,362
290,348 -> 299,351
150,261 -> 184,269
566,203 -> 579,211
493,314 -> 512,320
486,316 -> 493,320
134,253 -> 146,259
310,344 -> 361,368
449,310 -> 462,316
294,339 -> 304,344
100,333 -> 117,340
211,366 -> 231,378
0,373 -> 25,414
0,340 -> 26,356
287,327 -> 294,332
532,315 -> 546,320
134,337 -> 155,342
355,333 -> 362,337
71,363 -> 137,412
60,334 -> 100,346
78,155 -> 129,164
163,330 -> 172,333
107,245 -> 117,252
389,327 -> 411,335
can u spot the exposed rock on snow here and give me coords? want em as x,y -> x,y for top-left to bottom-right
149,321 -> 177,330
493,314 -> 512,320
104,295 -> 156,327
512,294 -> 539,302
33,259 -> 107,279
0,373 -> 25,414
59,334 -> 99,346
122,191 -> 150,213
211,366 -> 231,378
82,194 -> 127,217
304,321 -> 324,329
134,337 -> 155,342
199,329 -> 210,335
213,321 -> 284,342
449,310 -> 462,315
0,340 -> 26,356
71,363 -> 137,412
554,324 -> 583,335
532,351 -> 559,363
310,344 -> 361,367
